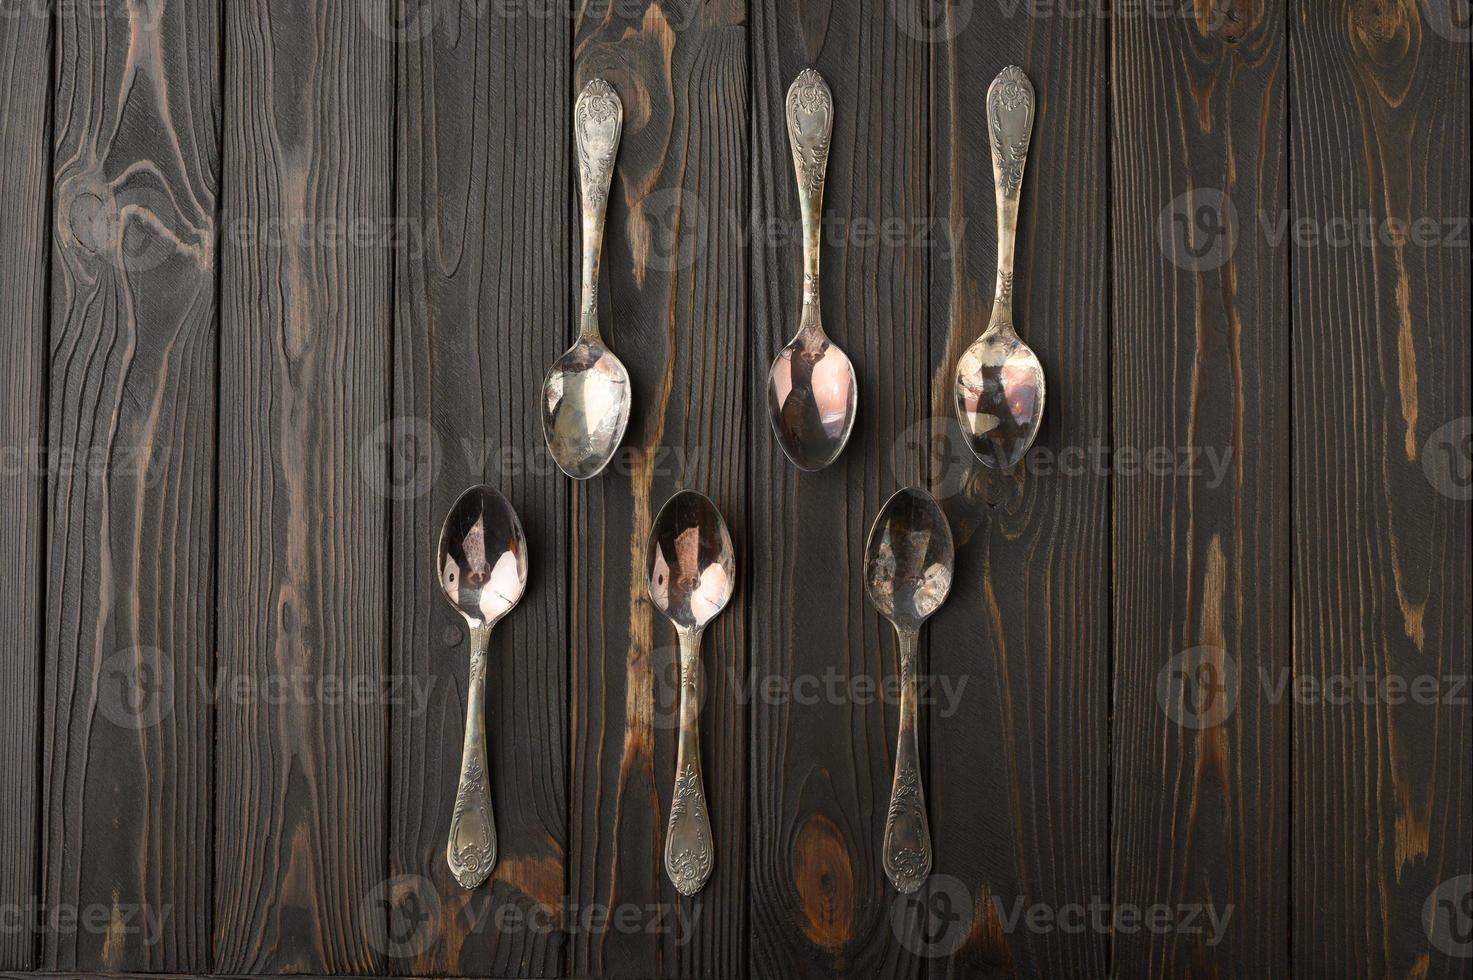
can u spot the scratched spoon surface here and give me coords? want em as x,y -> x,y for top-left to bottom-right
647,490 -> 736,896
542,78 -> 631,479
436,485 -> 529,888
954,66 -> 1046,469
864,486 -> 954,893
766,68 -> 858,472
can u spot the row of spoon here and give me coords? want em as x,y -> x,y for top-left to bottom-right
543,65 -> 1047,481
436,482 -> 955,896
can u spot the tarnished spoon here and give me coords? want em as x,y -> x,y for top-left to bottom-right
647,490 -> 736,896
766,68 -> 858,471
864,487 -> 955,893
542,78 -> 631,479
436,485 -> 529,888
954,66 -> 1046,469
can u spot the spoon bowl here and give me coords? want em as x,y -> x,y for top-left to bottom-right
648,490 -> 736,631
953,329 -> 1046,469
864,486 -> 954,893
864,487 -> 955,632
436,485 -> 528,889
646,490 -> 735,896
437,485 -> 529,627
542,337 -> 632,479
767,330 -> 858,471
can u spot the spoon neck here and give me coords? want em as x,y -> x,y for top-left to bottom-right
895,625 -> 920,657
577,305 -> 603,344
677,626 -> 705,657
797,294 -> 824,338
578,227 -> 605,340
469,621 -> 494,652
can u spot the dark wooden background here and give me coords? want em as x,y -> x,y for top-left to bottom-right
1,0 -> 1469,977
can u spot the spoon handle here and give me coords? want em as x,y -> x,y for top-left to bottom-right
575,78 -> 622,341
447,623 -> 497,888
786,68 -> 833,323
666,628 -> 713,896
986,66 -> 1035,326
883,626 -> 931,893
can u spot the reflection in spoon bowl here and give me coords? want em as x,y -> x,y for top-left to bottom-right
648,492 -> 735,632
437,487 -> 528,628
767,333 -> 858,472
864,487 -> 955,630
542,337 -> 632,479
954,331 -> 1046,470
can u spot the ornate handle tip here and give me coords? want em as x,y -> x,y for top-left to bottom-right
579,76 -> 619,104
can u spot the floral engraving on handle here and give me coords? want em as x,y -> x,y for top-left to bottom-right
448,757 -> 496,888
576,79 -> 622,210
883,755 -> 931,893
665,761 -> 712,896
988,66 -> 1034,196
786,69 -> 832,196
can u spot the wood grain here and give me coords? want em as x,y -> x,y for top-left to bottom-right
42,0 -> 218,971
0,2 -> 51,971
925,8 -> 1111,977
1290,1 -> 1471,974
568,1 -> 748,975
748,2 -> 930,976
214,0 -> 393,972
1112,1 -> 1291,975
389,4 -> 570,976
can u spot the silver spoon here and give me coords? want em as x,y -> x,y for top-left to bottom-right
646,490 -> 736,896
954,66 -> 1046,469
436,485 -> 529,888
766,68 -> 858,471
542,78 -> 631,480
864,486 -> 955,893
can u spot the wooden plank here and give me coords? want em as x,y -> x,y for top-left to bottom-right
1290,2 -> 1471,974
214,0 -> 393,972
388,6 -> 570,977
0,1 -> 51,970
1111,3 -> 1291,975
924,10 -> 1111,977
567,1 -> 748,975
41,0 -> 219,971
748,3 -> 929,976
